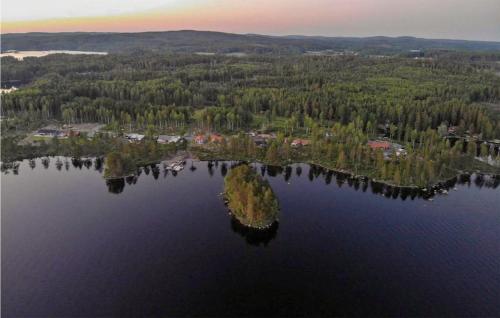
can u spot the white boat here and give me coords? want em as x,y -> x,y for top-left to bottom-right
173,165 -> 183,172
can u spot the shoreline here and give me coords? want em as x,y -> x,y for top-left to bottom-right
192,153 -> 500,192
3,152 -> 499,193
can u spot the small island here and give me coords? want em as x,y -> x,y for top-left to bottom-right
224,164 -> 279,229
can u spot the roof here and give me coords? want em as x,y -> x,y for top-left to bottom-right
210,134 -> 224,142
125,133 -> 145,140
291,139 -> 310,146
36,129 -> 61,134
368,140 -> 391,150
158,135 -> 181,142
257,133 -> 276,139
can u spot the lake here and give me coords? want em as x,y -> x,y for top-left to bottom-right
0,50 -> 108,60
2,158 -> 500,317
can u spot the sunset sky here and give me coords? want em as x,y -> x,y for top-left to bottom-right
2,0 -> 500,41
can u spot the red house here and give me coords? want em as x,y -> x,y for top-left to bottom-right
291,139 -> 311,147
368,140 -> 391,150
209,134 -> 224,143
194,134 -> 207,144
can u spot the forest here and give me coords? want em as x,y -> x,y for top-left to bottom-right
3,31 -> 500,54
1,50 -> 500,186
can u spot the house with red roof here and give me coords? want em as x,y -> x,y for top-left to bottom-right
194,134 -> 207,144
209,133 -> 224,143
291,139 -> 311,147
367,140 -> 391,150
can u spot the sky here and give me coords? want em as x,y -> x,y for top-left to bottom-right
2,0 -> 500,41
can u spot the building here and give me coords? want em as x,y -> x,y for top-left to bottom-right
157,135 -> 182,144
392,143 -> 407,157
257,133 -> 276,140
194,134 -> 207,144
252,136 -> 267,147
34,129 -> 66,138
368,140 -> 391,151
0,87 -> 18,94
209,134 -> 224,143
291,139 -> 311,147
447,126 -> 458,135
125,133 -> 145,142
408,49 -> 424,58
66,130 -> 80,137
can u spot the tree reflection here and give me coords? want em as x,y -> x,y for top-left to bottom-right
41,157 -> 50,169
296,166 -> 302,176
266,165 -> 282,177
94,157 -> 104,173
230,217 -> 279,246
220,163 -> 228,177
284,166 -> 292,182
208,161 -> 214,177
83,159 -> 92,169
126,175 -> 138,185
8,158 -> 499,201
72,158 -> 83,169
29,159 -> 36,169
152,165 -> 160,180
55,158 -> 63,171
190,162 -> 197,172
106,178 -> 125,194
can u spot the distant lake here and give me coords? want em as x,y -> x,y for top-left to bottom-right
2,158 -> 500,317
0,50 -> 107,60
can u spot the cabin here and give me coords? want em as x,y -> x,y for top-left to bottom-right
209,134 -> 224,143
34,129 -> 66,138
258,133 -> 276,140
194,134 -> 207,144
252,136 -> 267,147
408,49 -> 424,58
125,133 -> 145,142
157,135 -> 182,144
447,126 -> 458,135
291,139 -> 311,147
368,140 -> 391,151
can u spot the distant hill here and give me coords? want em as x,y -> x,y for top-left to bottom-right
2,30 -> 500,55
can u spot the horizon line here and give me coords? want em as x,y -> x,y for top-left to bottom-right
2,29 -> 500,43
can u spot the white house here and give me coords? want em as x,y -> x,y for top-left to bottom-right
125,133 -> 145,142
157,135 -> 182,144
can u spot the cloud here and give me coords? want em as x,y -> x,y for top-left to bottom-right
2,0 -> 201,21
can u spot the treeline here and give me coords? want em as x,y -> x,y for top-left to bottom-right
2,53 -> 500,139
197,122 -> 499,187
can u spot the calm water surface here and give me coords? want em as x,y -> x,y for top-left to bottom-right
2,158 -> 500,317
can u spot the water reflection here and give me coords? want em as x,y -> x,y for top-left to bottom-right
41,157 -> 50,169
106,178 -> 125,194
2,158 -> 499,201
230,218 -> 279,246
29,159 -> 36,169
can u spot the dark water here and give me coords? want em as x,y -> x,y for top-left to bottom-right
2,158 -> 500,317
